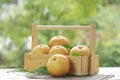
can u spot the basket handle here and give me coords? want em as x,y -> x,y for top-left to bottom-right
32,23 -> 96,74
32,23 -> 96,54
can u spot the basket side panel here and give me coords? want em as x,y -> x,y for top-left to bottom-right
24,54 -> 50,71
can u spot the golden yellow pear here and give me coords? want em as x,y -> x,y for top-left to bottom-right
32,44 -> 50,54
70,45 -> 90,56
49,45 -> 69,55
49,36 -> 69,47
47,54 -> 70,76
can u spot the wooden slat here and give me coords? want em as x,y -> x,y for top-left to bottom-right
67,56 -> 82,75
32,23 -> 38,49
94,55 -> 99,74
81,56 -> 89,75
89,24 -> 96,74
24,53 -> 31,71
36,25 -> 90,30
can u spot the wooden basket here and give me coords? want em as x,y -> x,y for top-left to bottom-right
24,24 -> 99,75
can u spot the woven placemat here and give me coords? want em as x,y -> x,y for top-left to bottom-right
26,74 -> 114,80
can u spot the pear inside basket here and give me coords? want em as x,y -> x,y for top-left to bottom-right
24,24 -> 99,76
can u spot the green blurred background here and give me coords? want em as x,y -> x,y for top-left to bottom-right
0,0 -> 120,68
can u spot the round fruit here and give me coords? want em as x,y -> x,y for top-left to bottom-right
49,36 -> 69,47
47,54 -> 70,76
49,45 -> 69,55
32,44 -> 50,54
70,45 -> 90,56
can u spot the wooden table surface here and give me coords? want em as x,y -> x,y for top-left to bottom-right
0,67 -> 120,80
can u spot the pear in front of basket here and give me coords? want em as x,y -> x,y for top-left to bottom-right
47,54 -> 70,76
